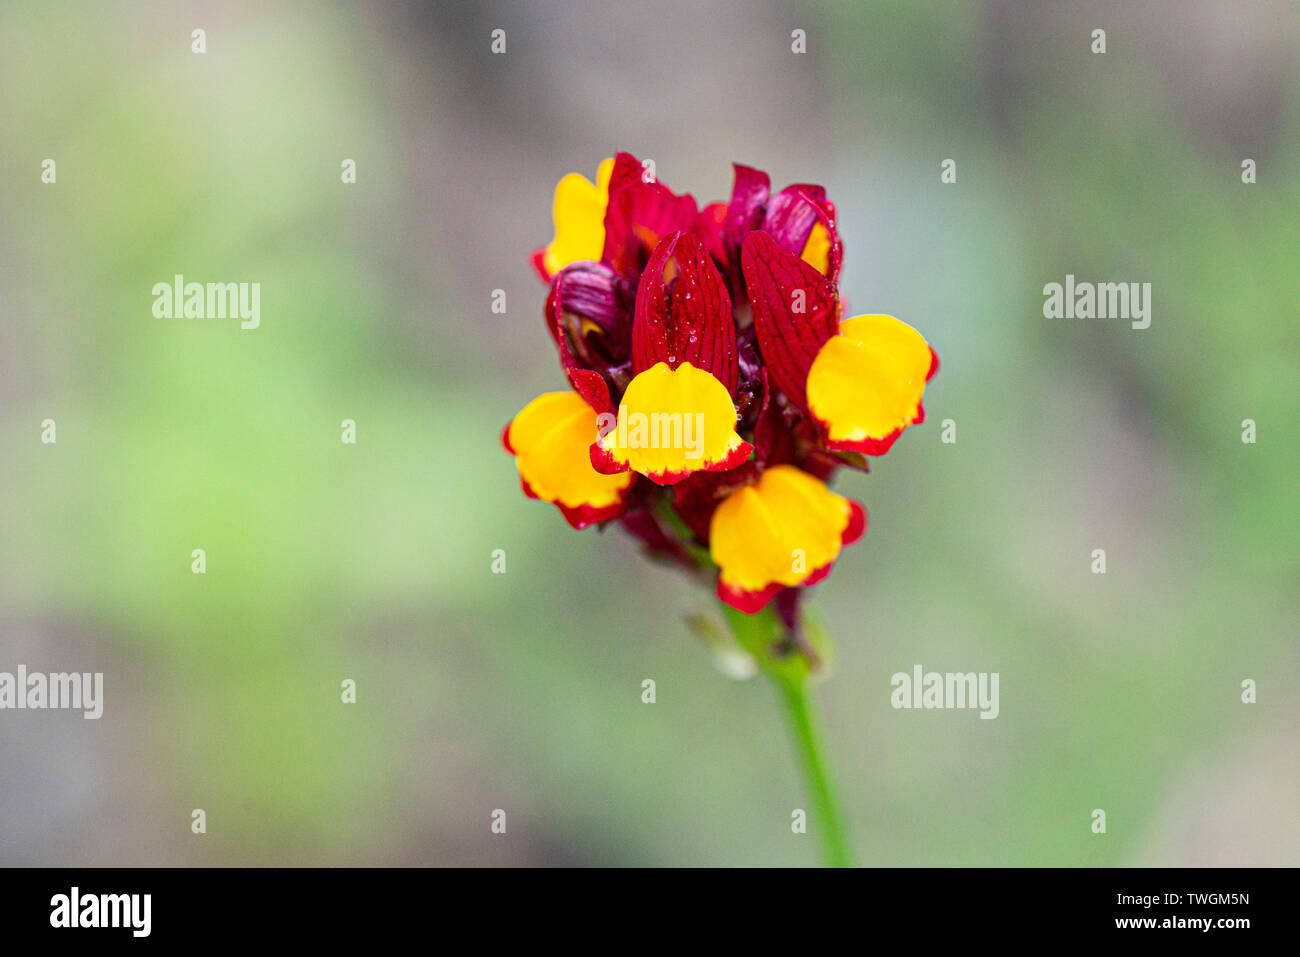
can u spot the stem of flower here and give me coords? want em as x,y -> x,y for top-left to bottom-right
720,603 -> 853,867
772,669 -> 853,868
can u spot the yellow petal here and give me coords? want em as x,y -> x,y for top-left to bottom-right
507,391 -> 633,525
592,362 -> 751,484
806,314 -> 933,452
541,158 -> 615,278
710,465 -> 861,602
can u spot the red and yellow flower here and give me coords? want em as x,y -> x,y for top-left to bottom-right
505,152 -> 937,615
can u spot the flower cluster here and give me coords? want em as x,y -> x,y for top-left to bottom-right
504,152 -> 937,615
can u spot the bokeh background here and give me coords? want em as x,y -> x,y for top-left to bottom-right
2,0 -> 1297,866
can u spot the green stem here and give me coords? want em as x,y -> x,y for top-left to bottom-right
720,604 -> 852,867
773,669 -> 853,868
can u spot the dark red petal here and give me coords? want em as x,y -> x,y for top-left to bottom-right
547,265 -> 628,415
751,368 -> 796,469
631,232 -> 738,395
815,198 -> 844,284
530,247 -> 551,283
693,202 -> 728,266
752,368 -> 864,478
799,559 -> 836,590
552,326 -> 613,417
723,164 -> 771,255
823,426 -> 904,456
761,186 -> 843,284
601,152 -> 698,280
762,184 -> 824,253
716,577 -> 785,615
565,367 -> 613,418
554,497 -> 628,530
842,499 -> 867,545
512,459 -> 629,530
776,189 -> 843,282
820,401 -> 928,457
589,440 -> 629,476
627,437 -> 753,487
547,261 -> 633,380
516,472 -> 541,501
741,231 -> 840,412
550,262 -> 630,345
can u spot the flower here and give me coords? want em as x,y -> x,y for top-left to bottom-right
742,231 -> 938,455
502,390 -> 634,530
505,152 -> 938,614
588,230 -> 752,484
710,464 -> 866,614
531,157 -> 615,282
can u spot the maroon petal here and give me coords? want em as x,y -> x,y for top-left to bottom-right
547,267 -> 626,416
631,232 -> 738,395
762,185 -> 843,283
530,247 -> 550,283
693,202 -> 728,267
601,152 -> 698,280
751,368 -> 796,469
547,261 -> 633,360
563,360 -> 614,418
716,578 -> 784,615
762,184 -> 825,253
740,231 -> 840,413
510,468 -> 627,530
723,163 -> 771,256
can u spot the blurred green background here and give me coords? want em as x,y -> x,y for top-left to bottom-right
1,0 -> 1296,866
